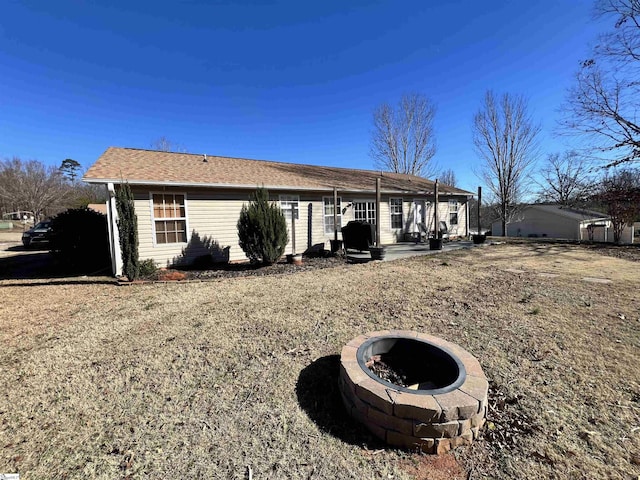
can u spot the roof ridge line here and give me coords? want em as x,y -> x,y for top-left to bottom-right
110,147 -> 431,180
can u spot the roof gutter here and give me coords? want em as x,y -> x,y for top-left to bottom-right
82,177 -> 473,197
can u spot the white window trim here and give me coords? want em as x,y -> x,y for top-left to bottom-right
323,196 -> 342,235
389,197 -> 403,230
279,194 -> 300,220
448,199 -> 459,226
352,199 -> 377,225
412,198 -> 432,233
149,191 -> 190,247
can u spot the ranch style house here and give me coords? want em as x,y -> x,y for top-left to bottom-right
83,147 -> 473,275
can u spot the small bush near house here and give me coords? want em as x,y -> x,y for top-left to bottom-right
50,208 -> 110,273
138,259 -> 158,278
237,187 -> 288,265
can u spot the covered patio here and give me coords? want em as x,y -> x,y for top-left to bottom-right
345,239 -> 478,262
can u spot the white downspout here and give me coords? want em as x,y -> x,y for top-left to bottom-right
107,183 -> 123,277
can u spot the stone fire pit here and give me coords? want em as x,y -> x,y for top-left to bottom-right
339,330 -> 488,454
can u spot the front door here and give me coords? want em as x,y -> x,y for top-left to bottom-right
413,199 -> 426,234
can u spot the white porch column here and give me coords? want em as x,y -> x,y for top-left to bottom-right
465,198 -> 470,237
107,183 -> 123,277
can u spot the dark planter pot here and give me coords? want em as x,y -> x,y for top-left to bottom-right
330,239 -> 343,253
472,234 -> 487,245
429,238 -> 443,250
287,253 -> 303,265
370,246 -> 386,260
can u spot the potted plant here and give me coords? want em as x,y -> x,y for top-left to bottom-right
369,246 -> 386,260
330,239 -> 343,253
472,233 -> 486,244
286,253 -> 303,265
429,233 -> 443,250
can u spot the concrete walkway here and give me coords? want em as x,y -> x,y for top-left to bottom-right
346,240 -> 478,262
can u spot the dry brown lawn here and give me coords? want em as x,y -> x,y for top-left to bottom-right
0,243 -> 638,479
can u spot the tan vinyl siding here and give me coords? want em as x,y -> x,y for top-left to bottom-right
134,187 -> 352,265
378,199 -> 394,244
433,198 -> 467,237
186,192 -> 245,262
134,187 -> 249,265
280,192 -> 308,255
132,186 -> 469,266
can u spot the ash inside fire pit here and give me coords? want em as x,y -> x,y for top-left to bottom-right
359,336 -> 465,394
366,354 -> 410,387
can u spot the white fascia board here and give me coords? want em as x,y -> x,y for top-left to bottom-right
81,177 -> 452,196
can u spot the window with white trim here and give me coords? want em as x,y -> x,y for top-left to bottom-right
390,198 -> 403,229
354,201 -> 376,224
279,195 -> 299,220
152,193 -> 187,244
323,197 -> 342,234
448,199 -> 459,226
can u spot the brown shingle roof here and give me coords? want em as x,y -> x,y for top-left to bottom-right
83,147 -> 471,195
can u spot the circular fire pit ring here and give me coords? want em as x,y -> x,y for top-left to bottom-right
339,330 -> 488,454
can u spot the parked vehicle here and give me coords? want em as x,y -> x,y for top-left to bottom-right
22,221 -> 53,248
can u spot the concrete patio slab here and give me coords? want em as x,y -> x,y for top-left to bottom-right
346,241 -> 476,262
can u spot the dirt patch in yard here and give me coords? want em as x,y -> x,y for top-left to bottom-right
0,243 -> 638,479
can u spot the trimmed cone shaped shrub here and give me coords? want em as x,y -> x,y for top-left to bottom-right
237,187 -> 288,265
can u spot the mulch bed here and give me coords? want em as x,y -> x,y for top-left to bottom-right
149,254 -> 346,281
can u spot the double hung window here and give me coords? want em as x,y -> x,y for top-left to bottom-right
279,195 -> 300,219
323,197 -> 342,234
448,200 -> 459,226
152,193 -> 187,244
390,198 -> 403,229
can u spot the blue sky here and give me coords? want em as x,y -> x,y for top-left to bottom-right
0,0 -> 606,193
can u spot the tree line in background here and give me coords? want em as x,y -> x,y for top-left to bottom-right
0,157 -> 105,222
371,0 -> 640,239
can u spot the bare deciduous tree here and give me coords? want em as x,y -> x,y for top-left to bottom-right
473,91 -> 541,236
440,169 -> 457,187
0,157 -> 69,220
596,168 -> 640,242
536,151 -> 593,205
370,93 -> 438,178
150,136 -> 188,153
560,0 -> 640,166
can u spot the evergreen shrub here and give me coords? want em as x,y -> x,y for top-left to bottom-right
50,207 -> 110,273
115,182 -> 139,280
237,187 -> 288,265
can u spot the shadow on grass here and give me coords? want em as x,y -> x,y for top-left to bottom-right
0,249 -> 113,284
295,354 -> 385,448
